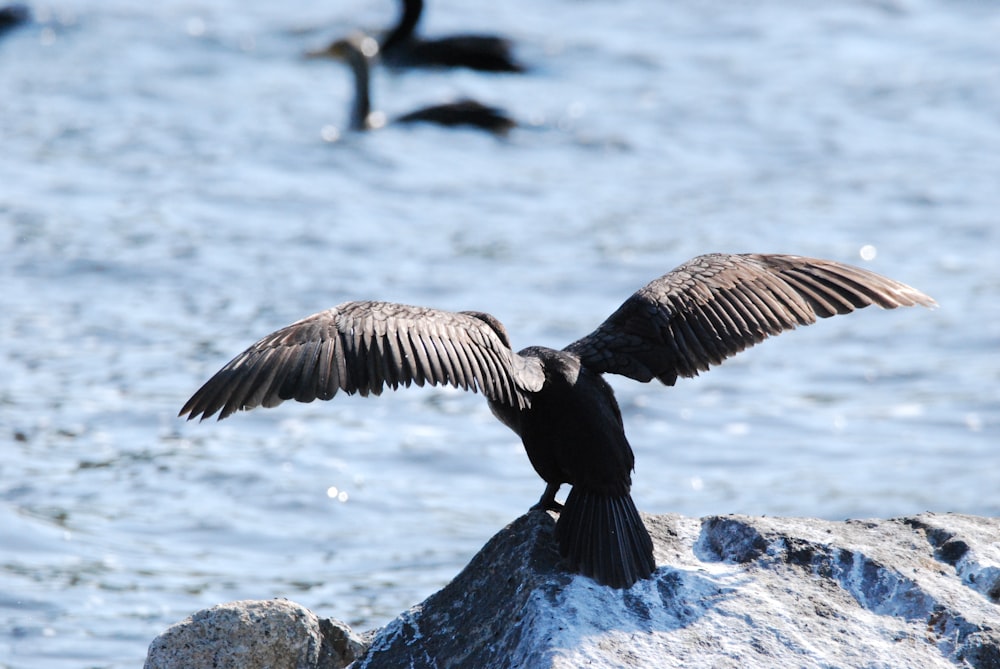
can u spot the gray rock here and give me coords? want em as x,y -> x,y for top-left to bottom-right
144,598 -> 366,669
357,512 -> 1000,668
145,512 -> 1000,669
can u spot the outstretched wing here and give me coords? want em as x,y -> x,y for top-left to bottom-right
180,301 -> 538,421
564,253 -> 936,386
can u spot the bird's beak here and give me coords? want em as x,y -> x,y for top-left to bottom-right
305,45 -> 336,60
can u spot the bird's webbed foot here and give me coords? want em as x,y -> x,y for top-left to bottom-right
530,482 -> 563,512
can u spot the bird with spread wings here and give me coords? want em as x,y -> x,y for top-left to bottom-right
181,253 -> 935,588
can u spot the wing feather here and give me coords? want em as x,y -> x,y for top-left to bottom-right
470,330 -> 510,399
564,253 -> 935,385
405,328 -> 432,386
180,301 -> 533,421
448,328 -> 477,391
423,331 -> 451,383
315,336 -> 338,400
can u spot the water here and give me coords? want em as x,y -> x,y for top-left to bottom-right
1,0 -> 997,666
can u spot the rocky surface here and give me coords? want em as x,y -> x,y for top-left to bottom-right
145,512 -> 1000,669
143,598 -> 367,669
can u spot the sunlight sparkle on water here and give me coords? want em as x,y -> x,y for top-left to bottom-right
724,422 -> 751,436
185,17 -> 206,37
964,413 -> 983,432
887,403 -> 925,419
327,486 -> 349,503
320,125 -> 341,143
367,111 -> 387,130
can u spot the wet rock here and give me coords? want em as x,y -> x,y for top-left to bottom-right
143,598 -> 366,669
145,512 -> 1000,669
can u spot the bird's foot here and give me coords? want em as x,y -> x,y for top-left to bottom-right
531,499 -> 564,512
530,482 -> 563,512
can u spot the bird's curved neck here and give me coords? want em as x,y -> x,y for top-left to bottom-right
382,0 -> 423,51
343,49 -> 372,131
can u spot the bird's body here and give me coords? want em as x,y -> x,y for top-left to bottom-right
488,346 -> 653,587
394,99 -> 515,133
490,346 -> 632,499
378,0 -> 523,73
308,33 -> 515,135
383,35 -> 522,73
0,3 -> 30,36
180,253 -> 935,588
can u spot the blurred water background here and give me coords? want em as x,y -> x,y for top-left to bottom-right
1,0 -> 998,667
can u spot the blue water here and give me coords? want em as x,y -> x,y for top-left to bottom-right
1,0 -> 997,667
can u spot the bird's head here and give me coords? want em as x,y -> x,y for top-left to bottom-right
306,32 -> 379,63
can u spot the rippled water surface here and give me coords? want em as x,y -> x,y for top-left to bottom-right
2,0 -> 998,666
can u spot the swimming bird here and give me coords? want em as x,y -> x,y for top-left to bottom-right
377,0 -> 523,73
308,33 -> 515,135
179,253 -> 935,588
0,3 -> 30,36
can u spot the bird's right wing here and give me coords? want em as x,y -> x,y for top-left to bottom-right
179,301 -> 538,421
564,253 -> 936,386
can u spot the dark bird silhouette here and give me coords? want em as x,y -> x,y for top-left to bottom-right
180,253 -> 935,588
0,3 -> 30,37
378,0 -> 523,73
307,33 -> 515,135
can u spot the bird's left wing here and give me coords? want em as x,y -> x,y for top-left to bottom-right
563,253 -> 935,386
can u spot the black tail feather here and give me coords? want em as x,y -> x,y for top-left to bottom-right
554,487 -> 655,588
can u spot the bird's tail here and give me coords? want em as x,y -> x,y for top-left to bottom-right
555,486 -> 655,588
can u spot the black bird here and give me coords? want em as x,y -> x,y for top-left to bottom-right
0,3 -> 30,37
180,254 -> 935,588
377,0 -> 523,73
308,33 -> 515,135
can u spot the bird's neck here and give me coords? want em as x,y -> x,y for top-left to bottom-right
382,0 -> 423,52
346,52 -> 373,131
